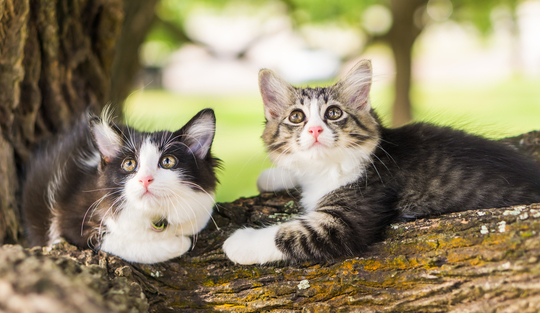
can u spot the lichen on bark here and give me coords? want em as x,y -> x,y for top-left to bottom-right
1,131 -> 539,313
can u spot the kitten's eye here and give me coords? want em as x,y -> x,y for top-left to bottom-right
160,155 -> 177,169
122,159 -> 137,172
289,110 -> 305,123
325,106 -> 343,120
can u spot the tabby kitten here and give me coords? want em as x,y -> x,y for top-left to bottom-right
23,108 -> 219,263
223,60 -> 540,265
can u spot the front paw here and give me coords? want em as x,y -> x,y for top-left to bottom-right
223,226 -> 285,265
101,234 -> 191,264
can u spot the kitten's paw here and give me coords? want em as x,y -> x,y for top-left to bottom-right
167,235 -> 192,259
101,234 -> 191,264
223,226 -> 285,265
257,168 -> 298,192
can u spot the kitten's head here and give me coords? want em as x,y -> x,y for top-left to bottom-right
259,60 -> 381,171
89,108 -> 219,224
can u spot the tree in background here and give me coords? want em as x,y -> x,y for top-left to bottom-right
276,0 -> 522,126
148,0 -> 521,126
0,0 -> 158,244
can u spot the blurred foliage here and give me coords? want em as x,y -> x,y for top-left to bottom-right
451,0 -> 520,34
147,0 -> 523,51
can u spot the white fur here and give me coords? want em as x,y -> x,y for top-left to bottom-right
91,112 -> 122,160
257,167 -> 298,192
101,140 -> 215,263
47,216 -> 62,246
265,97 -> 374,211
223,225 -> 284,265
46,167 -> 64,246
78,150 -> 101,170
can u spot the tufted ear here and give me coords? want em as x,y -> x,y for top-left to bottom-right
258,69 -> 295,121
179,109 -> 216,159
336,59 -> 372,111
89,108 -> 123,163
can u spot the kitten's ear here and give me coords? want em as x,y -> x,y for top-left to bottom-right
89,109 -> 123,163
258,69 -> 295,120
180,109 -> 216,159
336,59 -> 372,110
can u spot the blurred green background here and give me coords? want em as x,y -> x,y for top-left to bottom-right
123,0 -> 540,203
124,75 -> 540,202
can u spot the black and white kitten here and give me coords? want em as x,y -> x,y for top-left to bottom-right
22,108 -> 219,263
223,60 -> 540,264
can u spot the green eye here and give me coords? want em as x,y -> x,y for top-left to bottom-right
122,158 -> 137,172
151,219 -> 168,232
160,155 -> 177,169
289,110 -> 305,123
325,106 -> 343,120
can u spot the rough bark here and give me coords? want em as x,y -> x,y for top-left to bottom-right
0,0 -> 157,245
387,0 -> 427,127
2,131 -> 539,312
0,244 -> 147,313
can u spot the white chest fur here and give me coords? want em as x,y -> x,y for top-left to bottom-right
263,146 -> 368,212
100,190 -> 214,264
296,157 -> 364,211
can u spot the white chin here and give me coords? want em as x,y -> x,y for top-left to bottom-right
140,192 -> 159,203
307,142 -> 329,153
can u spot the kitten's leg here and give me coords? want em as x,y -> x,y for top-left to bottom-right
101,234 -> 191,264
224,191 -> 397,264
257,167 -> 298,192
224,211 -> 351,264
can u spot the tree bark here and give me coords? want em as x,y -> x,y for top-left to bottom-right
387,0 -> 427,127
0,0 -> 157,245
1,131 -> 538,312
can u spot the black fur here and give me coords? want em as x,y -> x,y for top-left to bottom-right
22,109 -> 219,249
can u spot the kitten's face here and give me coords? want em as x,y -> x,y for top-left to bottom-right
90,109 -> 218,222
259,60 -> 380,169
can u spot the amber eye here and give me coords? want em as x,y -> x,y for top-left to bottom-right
289,110 -> 305,123
122,158 -> 137,172
325,106 -> 343,120
160,155 -> 177,169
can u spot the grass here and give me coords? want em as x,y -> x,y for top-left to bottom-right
124,77 -> 540,202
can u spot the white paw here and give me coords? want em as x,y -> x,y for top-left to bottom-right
101,234 -> 191,264
223,226 -> 285,265
163,235 -> 192,260
257,168 -> 298,193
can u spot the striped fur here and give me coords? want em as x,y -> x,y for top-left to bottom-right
223,59 -> 540,264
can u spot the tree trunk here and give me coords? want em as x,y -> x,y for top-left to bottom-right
110,0 -> 160,110
1,131 -> 538,312
387,0 -> 426,127
0,0 -> 157,244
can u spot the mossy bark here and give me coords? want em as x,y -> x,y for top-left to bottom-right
3,131 -> 539,312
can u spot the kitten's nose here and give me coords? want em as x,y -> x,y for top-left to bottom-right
139,176 -> 154,189
308,126 -> 323,140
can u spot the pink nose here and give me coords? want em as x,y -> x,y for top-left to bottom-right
308,126 -> 323,140
139,176 -> 154,188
